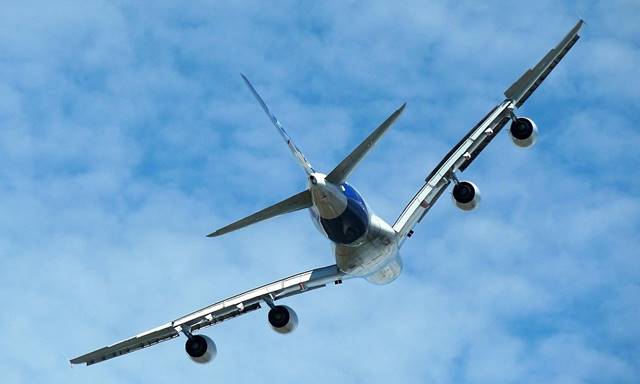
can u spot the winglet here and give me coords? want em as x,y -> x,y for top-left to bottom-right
241,74 -> 315,175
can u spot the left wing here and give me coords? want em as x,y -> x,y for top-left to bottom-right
70,265 -> 346,366
393,19 -> 584,243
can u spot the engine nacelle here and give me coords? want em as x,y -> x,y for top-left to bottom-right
185,334 -> 217,364
268,305 -> 298,334
452,181 -> 481,211
509,117 -> 538,148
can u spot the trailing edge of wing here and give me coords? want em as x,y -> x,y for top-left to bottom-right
207,190 -> 312,237
326,103 -> 406,184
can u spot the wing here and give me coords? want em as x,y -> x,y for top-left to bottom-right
70,264 -> 346,366
393,19 -> 584,243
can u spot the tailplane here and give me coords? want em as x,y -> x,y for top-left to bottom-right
207,190 -> 312,237
326,103 -> 406,184
209,76 -> 406,238
241,74 -> 315,175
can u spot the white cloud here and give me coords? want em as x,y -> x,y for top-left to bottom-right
0,1 -> 638,383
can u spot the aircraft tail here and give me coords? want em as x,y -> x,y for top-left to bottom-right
241,74 -> 315,175
325,103 -> 406,184
209,77 -> 405,238
207,190 -> 312,237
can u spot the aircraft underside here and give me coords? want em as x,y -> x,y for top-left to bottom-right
70,19 -> 585,367
333,214 -> 402,284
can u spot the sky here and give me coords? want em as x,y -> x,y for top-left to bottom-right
0,1 -> 638,383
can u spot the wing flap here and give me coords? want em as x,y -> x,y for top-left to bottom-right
392,101 -> 512,241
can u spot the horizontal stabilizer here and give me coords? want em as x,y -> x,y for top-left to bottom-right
241,74 -> 315,175
326,103 -> 406,184
207,190 -> 312,237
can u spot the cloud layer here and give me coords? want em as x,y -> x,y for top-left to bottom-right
0,1 -> 638,383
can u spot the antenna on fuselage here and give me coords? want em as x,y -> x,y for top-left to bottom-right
241,74 -> 315,176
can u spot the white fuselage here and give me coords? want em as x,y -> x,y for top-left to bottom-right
307,173 -> 402,284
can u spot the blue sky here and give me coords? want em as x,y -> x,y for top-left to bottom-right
1,1 -> 638,383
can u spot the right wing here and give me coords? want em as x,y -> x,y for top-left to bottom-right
207,189 -> 312,237
70,264 -> 346,366
393,19 -> 584,244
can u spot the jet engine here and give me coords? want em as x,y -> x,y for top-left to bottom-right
509,117 -> 538,148
185,334 -> 217,364
268,305 -> 298,334
452,181 -> 481,211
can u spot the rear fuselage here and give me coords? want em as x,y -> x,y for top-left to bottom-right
307,173 -> 402,284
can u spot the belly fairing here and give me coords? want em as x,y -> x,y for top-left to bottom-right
364,256 -> 403,285
335,214 -> 400,278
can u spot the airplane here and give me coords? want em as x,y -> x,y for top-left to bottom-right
71,19 -> 584,366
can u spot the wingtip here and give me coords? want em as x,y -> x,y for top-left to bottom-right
69,357 -> 82,365
207,228 -> 224,237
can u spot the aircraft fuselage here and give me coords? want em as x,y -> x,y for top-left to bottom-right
308,173 -> 402,284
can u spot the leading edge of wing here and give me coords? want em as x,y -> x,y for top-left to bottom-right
70,264 -> 346,366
